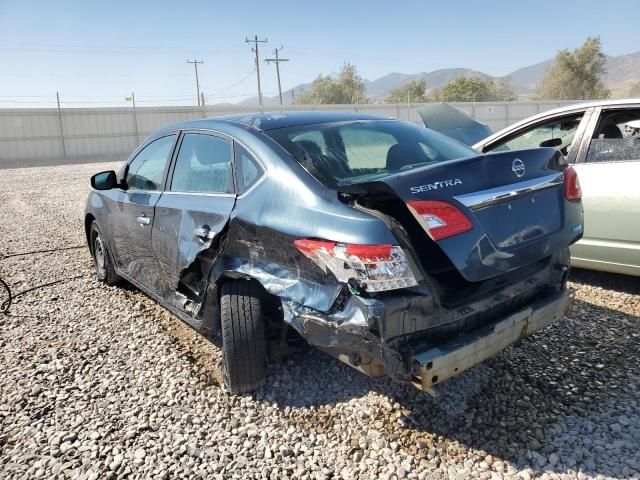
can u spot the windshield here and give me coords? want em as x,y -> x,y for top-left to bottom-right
266,120 -> 476,186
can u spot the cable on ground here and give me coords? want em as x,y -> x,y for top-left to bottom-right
0,245 -> 85,315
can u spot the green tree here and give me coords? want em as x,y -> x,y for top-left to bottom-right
385,79 -> 428,103
493,77 -> 517,101
296,63 -> 367,104
630,81 -> 640,97
535,37 -> 610,100
432,76 -> 509,102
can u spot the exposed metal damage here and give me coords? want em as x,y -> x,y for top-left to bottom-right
167,205 -> 574,387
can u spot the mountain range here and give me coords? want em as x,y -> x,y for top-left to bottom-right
238,50 -> 640,106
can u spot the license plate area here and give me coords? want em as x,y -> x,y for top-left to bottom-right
473,189 -> 563,249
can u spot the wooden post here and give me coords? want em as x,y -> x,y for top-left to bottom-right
56,92 -> 67,158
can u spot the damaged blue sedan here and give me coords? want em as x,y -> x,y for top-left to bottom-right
85,112 -> 583,393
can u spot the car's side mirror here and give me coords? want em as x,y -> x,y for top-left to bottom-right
91,170 -> 118,190
539,138 -> 562,148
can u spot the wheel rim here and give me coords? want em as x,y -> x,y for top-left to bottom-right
94,234 -> 106,277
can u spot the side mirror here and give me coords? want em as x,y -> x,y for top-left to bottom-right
91,170 -> 118,190
539,138 -> 562,148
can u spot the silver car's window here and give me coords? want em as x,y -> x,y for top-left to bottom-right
586,108 -> 640,163
267,120 -> 476,187
126,135 -> 176,191
487,114 -> 583,156
170,134 -> 234,194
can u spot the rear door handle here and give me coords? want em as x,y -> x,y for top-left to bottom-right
194,226 -> 215,240
136,214 -> 151,226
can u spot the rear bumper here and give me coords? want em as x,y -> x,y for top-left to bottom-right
411,288 -> 573,390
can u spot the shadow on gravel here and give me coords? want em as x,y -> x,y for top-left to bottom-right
569,267 -> 640,295
262,297 -> 640,478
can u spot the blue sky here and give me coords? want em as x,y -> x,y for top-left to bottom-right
0,0 -> 637,106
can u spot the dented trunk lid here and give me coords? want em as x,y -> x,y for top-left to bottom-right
360,148 -> 583,282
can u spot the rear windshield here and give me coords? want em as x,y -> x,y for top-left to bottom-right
266,120 -> 476,186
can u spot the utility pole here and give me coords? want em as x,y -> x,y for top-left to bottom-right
126,92 -> 140,143
187,59 -> 203,106
265,46 -> 289,105
245,35 -> 268,108
56,92 -> 66,158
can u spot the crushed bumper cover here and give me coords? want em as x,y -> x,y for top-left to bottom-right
411,288 -> 573,390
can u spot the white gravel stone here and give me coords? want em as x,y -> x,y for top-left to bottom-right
0,162 -> 639,479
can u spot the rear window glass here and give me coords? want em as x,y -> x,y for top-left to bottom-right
266,120 -> 475,187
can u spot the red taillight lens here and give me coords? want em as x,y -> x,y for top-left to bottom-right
564,166 -> 582,200
292,239 -> 336,256
293,240 -> 417,291
345,243 -> 392,260
407,200 -> 473,240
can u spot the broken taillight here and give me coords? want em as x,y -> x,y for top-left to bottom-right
293,239 -> 418,292
563,166 -> 582,200
406,200 -> 473,240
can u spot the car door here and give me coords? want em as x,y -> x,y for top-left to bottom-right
110,134 -> 177,292
570,105 -> 640,275
152,131 -> 238,316
478,108 -> 592,164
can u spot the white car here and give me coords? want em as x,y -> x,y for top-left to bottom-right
472,99 -> 640,276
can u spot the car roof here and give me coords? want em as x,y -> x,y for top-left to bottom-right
474,98 -> 640,148
158,111 -> 395,134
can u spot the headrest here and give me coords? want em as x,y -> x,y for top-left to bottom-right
386,143 -> 424,171
600,124 -> 622,139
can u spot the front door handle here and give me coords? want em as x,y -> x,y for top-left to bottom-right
136,214 -> 151,226
194,226 -> 215,240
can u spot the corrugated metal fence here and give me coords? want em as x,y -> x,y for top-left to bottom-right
0,101 -> 577,168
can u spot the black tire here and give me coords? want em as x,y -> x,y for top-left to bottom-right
220,279 -> 267,394
90,221 -> 119,286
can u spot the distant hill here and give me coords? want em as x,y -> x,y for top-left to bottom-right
231,49 -> 640,106
508,59 -> 554,90
605,51 -> 640,96
365,68 -> 498,98
238,82 -> 311,106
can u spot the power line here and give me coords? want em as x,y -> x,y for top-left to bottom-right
0,73 -> 190,77
0,95 -> 51,98
0,45 -> 247,53
187,59 -> 204,106
203,69 -> 256,94
1,71 -> 257,103
245,35 -> 268,108
265,46 -> 290,105
0,92 -> 281,106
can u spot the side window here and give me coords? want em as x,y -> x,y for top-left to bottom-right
126,135 -> 176,191
235,145 -> 263,194
585,108 -> 640,163
170,134 -> 233,194
486,113 -> 584,155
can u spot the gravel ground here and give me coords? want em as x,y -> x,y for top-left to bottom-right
0,162 -> 639,480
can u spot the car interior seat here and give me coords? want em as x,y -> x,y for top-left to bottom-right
599,124 -> 623,139
386,142 -> 426,171
293,139 -> 351,178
